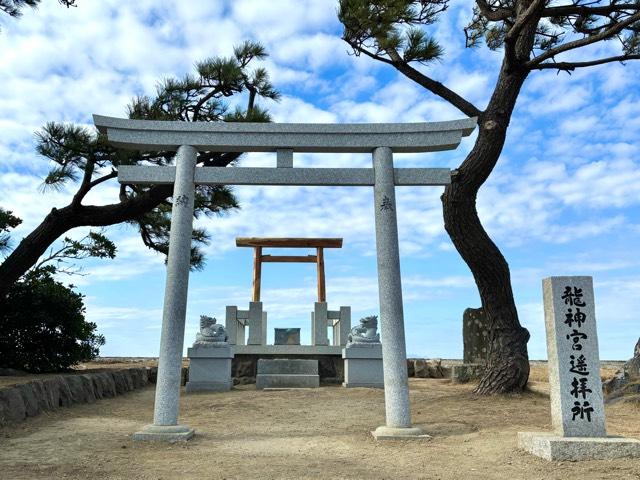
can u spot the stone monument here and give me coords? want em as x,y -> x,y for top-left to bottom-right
274,328 -> 301,345
342,316 -> 384,388
518,276 -> 640,460
185,316 -> 233,393
451,307 -> 487,383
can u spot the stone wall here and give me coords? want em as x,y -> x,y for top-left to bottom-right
406,359 -> 451,378
233,354 -> 343,384
0,367 -> 163,427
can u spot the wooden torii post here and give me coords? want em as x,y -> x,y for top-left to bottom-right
236,237 -> 343,303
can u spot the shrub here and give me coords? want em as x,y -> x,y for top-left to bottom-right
0,267 -> 105,372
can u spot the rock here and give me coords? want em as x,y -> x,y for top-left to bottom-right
0,368 -> 27,376
16,382 -> 41,418
92,372 -> 117,399
412,359 -> 444,378
407,359 -> 415,377
463,307 -> 489,364
414,359 -> 428,378
604,337 -> 640,401
65,375 -> 97,404
56,376 -> 74,407
146,367 -> 158,384
0,387 -> 26,425
451,363 -> 485,383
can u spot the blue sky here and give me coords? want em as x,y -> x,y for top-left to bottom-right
1,1 -> 639,360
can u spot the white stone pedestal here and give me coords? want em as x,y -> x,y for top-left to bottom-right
342,343 -> 384,388
518,432 -> 640,461
185,344 -> 233,392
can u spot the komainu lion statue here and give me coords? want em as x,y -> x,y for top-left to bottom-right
348,315 -> 380,344
194,315 -> 228,345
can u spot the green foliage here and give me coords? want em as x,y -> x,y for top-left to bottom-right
339,0 -> 447,64
0,207 -> 21,255
33,40 -> 278,270
34,230 -> 117,275
0,267 -> 104,373
0,0 -> 75,18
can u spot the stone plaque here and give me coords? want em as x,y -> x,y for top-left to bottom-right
274,328 -> 301,345
543,276 -> 606,437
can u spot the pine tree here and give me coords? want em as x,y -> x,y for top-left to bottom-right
339,0 -> 640,393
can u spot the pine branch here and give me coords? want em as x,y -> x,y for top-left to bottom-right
529,53 -> 640,71
526,10 -> 640,69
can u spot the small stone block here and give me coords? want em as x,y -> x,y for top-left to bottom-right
185,380 -> 231,393
256,374 -> 320,389
372,426 -> 431,441
257,358 -> 318,375
274,328 -> 301,345
518,432 -> 640,461
343,345 -> 383,388
132,424 -> 195,442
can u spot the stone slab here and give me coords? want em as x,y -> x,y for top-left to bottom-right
342,343 -> 382,359
543,276 -> 606,437
256,358 -> 318,375
187,345 -> 233,358
274,328 -> 301,345
518,432 -> 640,461
256,374 -> 319,389
185,380 -> 232,393
132,424 -> 195,442
95,114 -> 476,154
372,426 -> 431,441
233,345 -> 342,355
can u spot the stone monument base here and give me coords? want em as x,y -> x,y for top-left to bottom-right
518,432 -> 640,461
256,358 -> 319,389
132,424 -> 195,442
342,343 -> 383,388
372,426 -> 431,441
186,344 -> 233,393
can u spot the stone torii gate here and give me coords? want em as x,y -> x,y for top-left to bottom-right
93,114 -> 476,442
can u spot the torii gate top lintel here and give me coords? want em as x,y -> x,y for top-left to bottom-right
93,114 -> 477,153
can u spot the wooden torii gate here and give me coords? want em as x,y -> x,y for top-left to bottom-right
93,114 -> 476,442
236,236 -> 343,303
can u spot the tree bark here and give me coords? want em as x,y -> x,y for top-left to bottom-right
442,61 -> 531,394
0,184 -> 171,297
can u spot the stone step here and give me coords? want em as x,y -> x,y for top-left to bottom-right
256,359 -> 319,389
256,374 -> 319,389
257,358 -> 318,375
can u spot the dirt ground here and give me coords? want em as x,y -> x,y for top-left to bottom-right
1,377 -> 639,480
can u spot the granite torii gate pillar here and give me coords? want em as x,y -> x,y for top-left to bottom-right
93,115 -> 476,442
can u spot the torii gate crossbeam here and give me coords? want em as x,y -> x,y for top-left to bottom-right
93,115 -> 477,442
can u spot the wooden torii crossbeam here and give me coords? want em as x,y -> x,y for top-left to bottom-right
236,237 -> 343,303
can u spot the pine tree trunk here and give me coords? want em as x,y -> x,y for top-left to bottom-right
0,185 -> 171,297
443,64 -> 531,394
